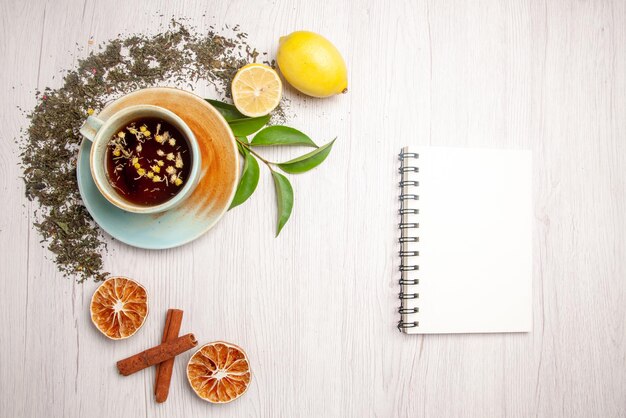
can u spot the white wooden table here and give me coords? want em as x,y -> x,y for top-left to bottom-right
1,1 -> 625,417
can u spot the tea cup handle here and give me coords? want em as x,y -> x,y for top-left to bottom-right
79,116 -> 105,142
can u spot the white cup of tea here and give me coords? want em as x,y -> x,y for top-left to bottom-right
79,105 -> 202,214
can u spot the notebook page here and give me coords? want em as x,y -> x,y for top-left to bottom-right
404,146 -> 532,334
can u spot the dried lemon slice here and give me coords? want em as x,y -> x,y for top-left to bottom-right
232,63 -> 282,117
187,341 -> 251,403
90,276 -> 148,340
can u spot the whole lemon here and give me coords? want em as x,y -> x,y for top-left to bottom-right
277,31 -> 348,98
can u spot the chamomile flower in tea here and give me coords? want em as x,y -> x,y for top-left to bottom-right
106,118 -> 192,206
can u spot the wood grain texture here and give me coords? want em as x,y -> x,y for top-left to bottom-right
1,0 -> 625,417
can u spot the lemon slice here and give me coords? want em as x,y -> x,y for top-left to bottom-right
232,63 -> 282,117
90,276 -> 148,340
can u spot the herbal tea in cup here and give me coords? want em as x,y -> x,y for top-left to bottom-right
80,105 -> 201,214
107,118 -> 193,205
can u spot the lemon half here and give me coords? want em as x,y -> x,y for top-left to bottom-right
232,63 -> 283,117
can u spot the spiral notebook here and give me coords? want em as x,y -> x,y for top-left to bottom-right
397,146 -> 532,334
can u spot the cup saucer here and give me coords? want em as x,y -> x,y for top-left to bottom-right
76,87 -> 239,250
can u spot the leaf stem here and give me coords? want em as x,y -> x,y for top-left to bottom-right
235,137 -> 277,168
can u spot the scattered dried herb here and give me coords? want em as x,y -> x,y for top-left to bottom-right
20,20 -> 289,283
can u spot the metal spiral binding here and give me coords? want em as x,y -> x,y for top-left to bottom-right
397,149 -> 420,331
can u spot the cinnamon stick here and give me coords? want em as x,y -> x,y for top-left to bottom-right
117,333 -> 197,376
155,309 -> 183,403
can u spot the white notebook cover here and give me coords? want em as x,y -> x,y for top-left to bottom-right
399,146 -> 532,334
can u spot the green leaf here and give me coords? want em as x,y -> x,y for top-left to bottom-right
251,126 -> 318,148
229,148 -> 260,210
206,99 -> 270,135
205,99 -> 246,122
229,114 -> 271,136
277,139 -> 336,174
271,170 -> 294,236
